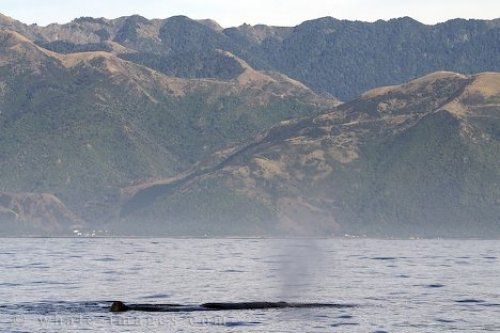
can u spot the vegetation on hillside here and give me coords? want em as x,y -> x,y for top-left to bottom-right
2,14 -> 498,99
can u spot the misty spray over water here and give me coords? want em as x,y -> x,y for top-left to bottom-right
276,239 -> 324,301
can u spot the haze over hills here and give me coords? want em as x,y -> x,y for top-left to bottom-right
120,72 -> 500,238
0,27 -> 335,234
0,13 -> 498,237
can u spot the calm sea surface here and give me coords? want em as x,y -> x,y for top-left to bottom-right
0,238 -> 499,332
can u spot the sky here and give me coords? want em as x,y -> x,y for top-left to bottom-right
1,0 -> 499,27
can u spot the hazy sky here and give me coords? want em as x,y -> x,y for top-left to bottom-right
1,0 -> 499,27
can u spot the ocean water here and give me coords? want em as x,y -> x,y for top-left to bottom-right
0,238 -> 499,332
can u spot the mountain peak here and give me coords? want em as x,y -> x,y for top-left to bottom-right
196,19 -> 223,31
0,29 -> 65,67
0,13 -> 31,37
388,16 -> 424,25
0,13 -> 13,21
72,16 -> 110,25
0,13 -> 18,24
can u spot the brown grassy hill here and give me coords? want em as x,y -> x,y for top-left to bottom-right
118,71 -> 500,237
0,29 -> 336,234
0,192 -> 82,235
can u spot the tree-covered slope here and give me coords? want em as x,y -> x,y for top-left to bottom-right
120,72 -> 500,237
2,14 -> 498,100
0,29 -> 335,231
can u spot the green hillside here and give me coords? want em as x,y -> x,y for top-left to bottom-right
2,14 -> 498,100
0,30 -> 335,231
121,72 -> 500,238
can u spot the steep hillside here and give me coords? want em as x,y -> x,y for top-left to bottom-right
0,29 -> 336,231
119,72 -> 500,237
0,192 -> 81,235
1,14 -> 499,99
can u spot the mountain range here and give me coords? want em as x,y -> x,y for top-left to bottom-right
1,13 -> 499,100
0,13 -> 498,237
